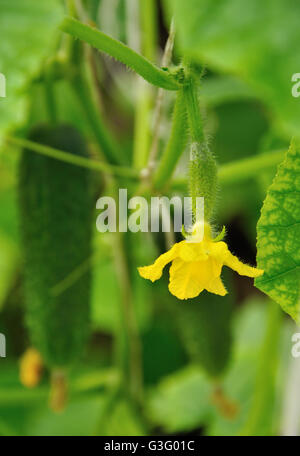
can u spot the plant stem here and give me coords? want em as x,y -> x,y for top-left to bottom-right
183,70 -> 205,144
112,227 -> 143,404
66,1 -> 123,165
146,19 -> 176,174
240,300 -> 282,436
6,136 -> 139,179
140,0 -> 157,62
153,87 -> 187,188
280,337 -> 300,435
217,149 -> 285,184
132,79 -> 152,169
60,16 -> 180,91
132,0 -> 157,169
71,71 -> 121,165
66,0 -> 77,17
93,386 -> 122,435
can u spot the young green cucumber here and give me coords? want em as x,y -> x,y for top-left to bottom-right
19,124 -> 93,369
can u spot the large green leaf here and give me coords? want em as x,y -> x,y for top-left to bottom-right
146,365 -> 212,433
208,299 -> 286,436
0,0 -> 63,139
147,299 -> 285,435
255,141 -> 300,322
165,0 -> 300,139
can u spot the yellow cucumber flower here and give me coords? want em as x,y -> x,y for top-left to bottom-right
138,222 -> 263,300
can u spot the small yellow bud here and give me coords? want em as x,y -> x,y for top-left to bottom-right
19,348 -> 43,388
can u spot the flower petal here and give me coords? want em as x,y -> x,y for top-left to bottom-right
206,276 -> 227,296
169,258 -> 208,299
224,251 -> 264,278
209,241 -> 229,261
179,241 -> 208,262
138,243 -> 179,282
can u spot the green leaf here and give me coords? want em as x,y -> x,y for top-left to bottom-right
255,140 -> 300,323
208,298 -> 283,436
0,0 -> 63,139
146,365 -> 212,433
147,299 -> 290,435
166,0 -> 300,139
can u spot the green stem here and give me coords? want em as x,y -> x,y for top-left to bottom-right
132,0 -> 158,170
112,228 -> 143,404
171,149 -> 285,190
71,71 -> 121,165
60,16 -> 180,91
63,14 -> 122,165
6,136 -> 139,179
146,18 -> 176,174
93,387 -> 122,436
183,72 -> 205,144
240,301 -> 282,436
217,149 -> 285,184
66,0 -> 77,17
140,0 -> 157,62
132,81 -> 152,169
153,87 -> 188,188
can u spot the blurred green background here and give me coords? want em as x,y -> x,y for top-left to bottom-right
0,0 -> 298,436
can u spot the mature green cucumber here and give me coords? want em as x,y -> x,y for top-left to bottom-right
19,124 -> 92,368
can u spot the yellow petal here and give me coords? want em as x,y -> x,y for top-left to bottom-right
179,241 -> 208,262
206,276 -> 227,296
169,258 -> 210,299
209,241 -> 229,261
138,243 -> 179,282
224,250 -> 264,278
